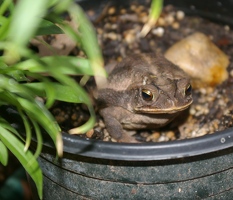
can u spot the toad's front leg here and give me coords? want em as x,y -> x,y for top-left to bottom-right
100,107 -> 139,143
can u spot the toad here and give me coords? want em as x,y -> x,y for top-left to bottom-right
96,53 -> 193,142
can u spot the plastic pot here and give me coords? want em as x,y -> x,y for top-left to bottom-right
27,0 -> 233,199
33,131 -> 233,199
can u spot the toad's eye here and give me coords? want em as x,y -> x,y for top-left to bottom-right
185,84 -> 192,96
142,89 -> 153,101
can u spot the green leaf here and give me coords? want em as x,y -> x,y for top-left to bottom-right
0,16 -> 8,27
0,75 -> 63,156
150,0 -> 163,21
65,3 -> 107,86
42,56 -> 94,75
69,105 -> 95,134
12,56 -> 94,75
9,0 -> 48,47
23,82 -> 90,103
140,0 -> 163,36
0,0 -> 13,16
43,80 -> 56,108
22,81 -> 96,136
0,139 -> 8,166
0,117 -> 24,142
16,97 -> 63,156
0,75 -> 37,100
31,121 -> 43,159
0,15 -> 10,40
8,70 -> 28,82
52,0 -> 73,13
36,19 -> 64,35
0,126 -> 43,199
68,5 -> 103,64
18,110 -> 32,152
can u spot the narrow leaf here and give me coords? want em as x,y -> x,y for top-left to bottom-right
0,126 -> 43,199
31,121 -> 43,159
140,0 -> 163,36
66,4 -> 107,87
0,139 -> 8,166
18,110 -> 32,152
23,82 -> 90,103
36,19 -> 64,35
9,0 -> 48,47
16,97 -> 63,156
69,106 -> 95,134
12,56 -> 94,75
0,0 -> 12,16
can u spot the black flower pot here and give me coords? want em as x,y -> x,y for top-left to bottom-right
27,0 -> 233,199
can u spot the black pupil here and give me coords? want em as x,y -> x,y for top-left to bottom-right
185,85 -> 192,96
142,91 -> 153,101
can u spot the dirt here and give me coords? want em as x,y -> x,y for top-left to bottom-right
51,2 -> 233,143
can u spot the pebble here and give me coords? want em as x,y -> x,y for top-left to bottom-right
152,27 -> 165,37
98,120 -> 105,128
111,138 -> 117,142
230,69 -> 233,77
189,107 -> 196,115
109,16 -> 117,23
104,23 -> 113,30
103,129 -> 110,141
166,131 -> 175,140
119,14 -> 138,22
87,10 -> 95,18
71,113 -> 77,120
139,11 -> 148,18
86,129 -> 94,138
104,32 -> 119,40
157,17 -> 166,26
224,25 -> 230,31
97,28 -> 103,35
140,15 -> 148,23
192,128 -> 208,137
111,24 -> 118,30
130,4 -> 137,11
199,88 -> 207,95
176,10 -> 185,20
165,14 -> 175,25
124,30 -> 136,44
120,8 -> 127,14
108,7 -> 116,15
165,32 -> 230,88
212,119 -> 220,130
172,22 -> 180,29
158,134 -> 169,142
146,132 -> 160,142
138,5 -> 145,12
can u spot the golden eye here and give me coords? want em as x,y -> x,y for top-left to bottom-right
142,89 -> 153,101
185,84 -> 192,96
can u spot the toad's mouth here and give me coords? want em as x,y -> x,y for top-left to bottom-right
134,100 -> 193,114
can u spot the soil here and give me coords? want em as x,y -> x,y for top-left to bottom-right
51,1 -> 233,143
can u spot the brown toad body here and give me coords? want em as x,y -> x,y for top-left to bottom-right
96,53 -> 192,142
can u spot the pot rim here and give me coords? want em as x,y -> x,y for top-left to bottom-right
40,127 -> 233,161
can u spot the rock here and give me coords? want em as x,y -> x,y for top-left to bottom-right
165,32 -> 229,88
